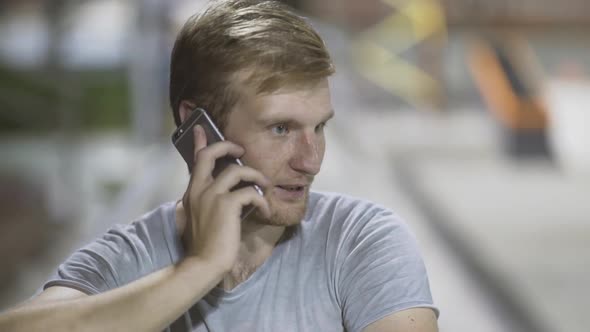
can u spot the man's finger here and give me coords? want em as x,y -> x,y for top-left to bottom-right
207,165 -> 271,195
227,187 -> 271,219
193,125 -> 207,164
192,141 -> 245,185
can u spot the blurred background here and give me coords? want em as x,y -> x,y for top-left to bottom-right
1,0 -> 589,331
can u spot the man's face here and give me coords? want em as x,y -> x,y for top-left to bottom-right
223,79 -> 334,226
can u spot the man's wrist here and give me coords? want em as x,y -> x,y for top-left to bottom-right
179,256 -> 227,282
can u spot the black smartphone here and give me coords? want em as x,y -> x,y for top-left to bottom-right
171,108 -> 263,219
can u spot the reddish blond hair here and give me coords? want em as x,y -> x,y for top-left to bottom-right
169,0 -> 335,130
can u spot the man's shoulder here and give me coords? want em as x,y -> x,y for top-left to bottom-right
108,201 -> 178,239
123,201 -> 181,260
41,201 -> 180,295
306,191 -> 409,236
308,191 -> 395,221
101,201 -> 178,247
129,201 -> 177,230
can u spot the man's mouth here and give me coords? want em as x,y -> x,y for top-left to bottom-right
273,182 -> 309,201
276,185 -> 305,192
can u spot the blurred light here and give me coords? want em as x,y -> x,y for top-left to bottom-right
170,0 -> 208,29
59,0 -> 133,69
0,10 -> 49,68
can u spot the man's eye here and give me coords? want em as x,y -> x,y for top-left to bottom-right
271,124 -> 289,135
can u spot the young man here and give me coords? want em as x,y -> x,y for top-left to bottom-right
0,1 -> 439,331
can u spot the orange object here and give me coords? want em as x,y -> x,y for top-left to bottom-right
468,39 -> 547,130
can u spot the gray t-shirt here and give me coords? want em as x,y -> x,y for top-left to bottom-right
43,191 -> 438,331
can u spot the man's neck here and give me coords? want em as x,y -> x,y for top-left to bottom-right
219,221 -> 286,291
174,201 -> 288,291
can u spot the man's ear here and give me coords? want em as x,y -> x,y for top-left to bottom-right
179,100 -> 197,123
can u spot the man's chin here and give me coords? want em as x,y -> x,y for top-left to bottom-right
249,191 -> 309,226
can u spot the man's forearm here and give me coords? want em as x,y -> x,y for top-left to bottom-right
0,257 -> 224,332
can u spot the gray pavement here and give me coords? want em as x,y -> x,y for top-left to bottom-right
401,147 -> 590,332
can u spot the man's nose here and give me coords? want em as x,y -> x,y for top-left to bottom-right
289,131 -> 323,176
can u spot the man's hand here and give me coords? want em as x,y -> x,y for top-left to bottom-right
181,124 -> 271,273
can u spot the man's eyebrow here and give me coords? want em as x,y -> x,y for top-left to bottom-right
257,109 -> 335,125
257,115 -> 292,125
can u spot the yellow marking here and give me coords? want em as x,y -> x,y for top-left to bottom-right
353,0 -> 447,109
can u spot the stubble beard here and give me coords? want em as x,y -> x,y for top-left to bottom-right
249,188 -> 310,226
